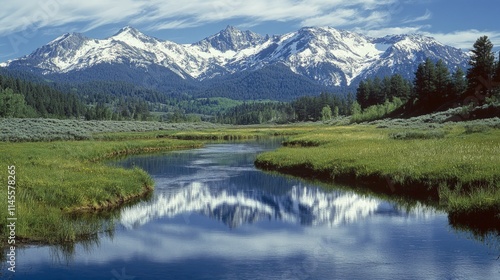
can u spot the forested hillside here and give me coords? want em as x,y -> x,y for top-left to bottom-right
0,70 -> 154,120
0,72 -> 85,118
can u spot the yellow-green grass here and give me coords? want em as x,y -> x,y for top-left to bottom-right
0,138 -> 202,244
255,125 -> 500,223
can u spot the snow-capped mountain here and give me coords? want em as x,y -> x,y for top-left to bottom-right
242,27 -> 385,86
1,25 -> 469,89
357,34 -> 469,83
13,26 -> 209,79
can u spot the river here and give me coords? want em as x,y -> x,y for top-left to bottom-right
10,140 -> 500,279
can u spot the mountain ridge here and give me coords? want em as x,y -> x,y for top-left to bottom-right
1,25 -> 469,97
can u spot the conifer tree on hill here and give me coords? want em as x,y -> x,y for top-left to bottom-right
466,36 -> 495,100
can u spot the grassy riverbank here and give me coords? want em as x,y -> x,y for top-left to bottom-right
0,137 -> 202,243
255,123 -> 500,225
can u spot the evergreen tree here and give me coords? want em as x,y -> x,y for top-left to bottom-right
389,74 -> 411,101
434,59 -> 451,102
467,36 -> 495,98
451,68 -> 467,97
370,77 -> 382,105
380,76 -> 391,103
356,80 -> 370,108
355,73 -> 414,111
495,52 -> 500,83
493,52 -> 500,99
414,58 -> 437,106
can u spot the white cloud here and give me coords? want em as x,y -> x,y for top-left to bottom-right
300,9 -> 358,27
1,0 -> 499,51
301,8 -> 391,29
427,29 -> 500,50
402,9 -> 432,24
0,0 -> 146,35
145,20 -> 202,31
0,0 -> 400,35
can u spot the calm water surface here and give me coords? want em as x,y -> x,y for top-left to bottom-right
8,141 -> 500,279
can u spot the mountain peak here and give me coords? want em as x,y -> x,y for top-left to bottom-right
195,25 -> 265,52
43,32 -> 88,53
111,26 -> 149,40
49,32 -> 87,44
109,26 -> 158,47
114,26 -> 142,36
223,25 -> 239,32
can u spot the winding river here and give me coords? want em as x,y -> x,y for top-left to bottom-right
9,140 -> 500,279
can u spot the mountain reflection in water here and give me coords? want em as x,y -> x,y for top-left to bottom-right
120,181 -> 436,229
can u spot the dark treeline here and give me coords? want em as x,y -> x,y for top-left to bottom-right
215,92 -> 354,124
61,81 -> 236,120
291,92 -> 353,121
410,59 -> 466,113
56,81 -> 162,121
356,74 -> 413,108
351,59 -> 466,122
0,73 -> 156,120
215,102 -> 296,124
355,59 -> 468,114
0,72 -> 157,120
0,74 -> 85,118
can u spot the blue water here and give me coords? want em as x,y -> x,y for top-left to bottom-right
6,141 -> 500,279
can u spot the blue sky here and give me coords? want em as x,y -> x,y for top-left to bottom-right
1,0 -> 499,62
